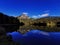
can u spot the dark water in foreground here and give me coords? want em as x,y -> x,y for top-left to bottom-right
7,30 -> 60,45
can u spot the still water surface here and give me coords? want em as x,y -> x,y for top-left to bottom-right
7,30 -> 60,45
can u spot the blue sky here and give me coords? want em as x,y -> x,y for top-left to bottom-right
0,0 -> 60,18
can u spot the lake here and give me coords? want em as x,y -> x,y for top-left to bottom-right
7,30 -> 60,45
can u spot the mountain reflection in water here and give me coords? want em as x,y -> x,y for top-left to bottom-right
7,30 -> 60,45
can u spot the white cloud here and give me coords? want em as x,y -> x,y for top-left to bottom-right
22,12 -> 28,15
32,15 -> 38,19
31,13 -> 49,19
40,13 -> 49,17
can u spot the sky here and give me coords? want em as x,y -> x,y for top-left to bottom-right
0,0 -> 60,18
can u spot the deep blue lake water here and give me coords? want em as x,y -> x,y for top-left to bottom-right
7,30 -> 60,45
